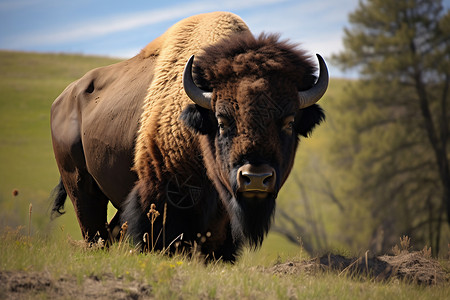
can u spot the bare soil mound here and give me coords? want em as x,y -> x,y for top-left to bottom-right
269,251 -> 449,285
0,271 -> 152,299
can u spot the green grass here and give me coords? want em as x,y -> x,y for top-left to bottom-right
0,51 -> 448,299
1,228 -> 448,299
0,51 -> 121,236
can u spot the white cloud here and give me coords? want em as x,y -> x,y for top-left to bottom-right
8,0 -> 289,47
3,0 -> 360,77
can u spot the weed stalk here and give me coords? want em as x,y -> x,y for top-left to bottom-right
163,203 -> 167,250
147,204 -> 160,251
118,221 -> 128,250
28,203 -> 32,239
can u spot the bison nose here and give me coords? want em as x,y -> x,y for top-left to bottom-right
237,164 -> 276,193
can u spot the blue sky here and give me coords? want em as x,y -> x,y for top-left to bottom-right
2,0 -> 442,78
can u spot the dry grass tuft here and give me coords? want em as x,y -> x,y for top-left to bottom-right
392,235 -> 412,255
147,203 -> 160,251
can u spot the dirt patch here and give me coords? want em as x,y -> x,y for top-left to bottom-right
0,271 -> 152,299
269,251 -> 449,285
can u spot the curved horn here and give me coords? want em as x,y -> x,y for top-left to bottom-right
298,54 -> 329,109
182,55 -> 212,109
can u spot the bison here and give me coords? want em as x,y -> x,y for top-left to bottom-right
50,12 -> 328,261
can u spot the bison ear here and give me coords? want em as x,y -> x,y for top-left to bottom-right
180,104 -> 216,135
294,104 -> 325,137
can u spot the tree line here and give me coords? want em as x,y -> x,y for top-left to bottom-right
275,0 -> 449,257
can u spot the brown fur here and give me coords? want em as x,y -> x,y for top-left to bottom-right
134,12 -> 249,205
194,33 -> 317,93
127,13 -> 323,254
50,52 -> 158,241
192,33 -> 318,192
50,12 -> 325,260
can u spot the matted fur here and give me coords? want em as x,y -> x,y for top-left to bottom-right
134,12 -> 249,202
193,33 -> 317,93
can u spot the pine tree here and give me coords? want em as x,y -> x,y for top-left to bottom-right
332,0 -> 450,255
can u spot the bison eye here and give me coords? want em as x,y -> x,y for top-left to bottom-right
282,115 -> 295,135
217,115 -> 231,135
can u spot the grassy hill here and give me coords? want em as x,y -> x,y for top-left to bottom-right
0,51 -> 448,299
0,51 -> 121,235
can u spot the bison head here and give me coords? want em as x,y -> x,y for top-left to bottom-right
180,33 -> 327,248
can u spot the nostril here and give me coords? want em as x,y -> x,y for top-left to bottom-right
263,173 -> 274,185
241,172 -> 251,185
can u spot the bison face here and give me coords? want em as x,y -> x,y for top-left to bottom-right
181,78 -> 325,247
180,37 -> 328,247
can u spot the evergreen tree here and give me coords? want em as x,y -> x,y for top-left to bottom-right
332,0 -> 450,255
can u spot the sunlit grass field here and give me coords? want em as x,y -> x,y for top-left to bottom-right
1,51 -> 448,299
1,227 -> 448,299
0,51 -> 121,235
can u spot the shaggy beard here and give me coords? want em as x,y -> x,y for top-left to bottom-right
229,194 -> 276,249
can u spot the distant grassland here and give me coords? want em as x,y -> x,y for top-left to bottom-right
0,51 -> 121,235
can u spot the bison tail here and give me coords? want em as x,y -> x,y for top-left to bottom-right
50,178 -> 67,220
